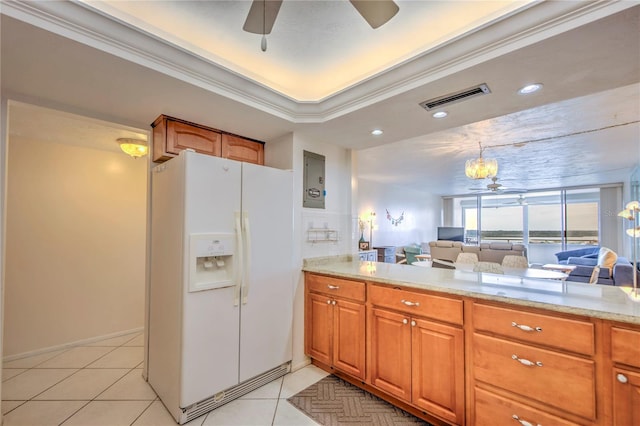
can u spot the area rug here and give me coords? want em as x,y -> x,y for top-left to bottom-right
287,375 -> 432,426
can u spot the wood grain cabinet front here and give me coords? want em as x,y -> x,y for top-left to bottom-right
151,115 -> 264,164
471,302 -> 598,425
305,273 -> 366,380
368,285 -> 465,425
221,134 -> 264,165
610,325 -> 640,425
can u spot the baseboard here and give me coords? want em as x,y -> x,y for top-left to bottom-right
291,357 -> 311,372
3,327 -> 144,362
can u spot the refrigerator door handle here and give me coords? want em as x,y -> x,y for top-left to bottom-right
234,212 -> 244,306
242,212 -> 252,305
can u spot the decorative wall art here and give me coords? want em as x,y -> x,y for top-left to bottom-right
386,209 -> 404,226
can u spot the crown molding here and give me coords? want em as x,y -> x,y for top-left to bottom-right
2,0 -> 635,123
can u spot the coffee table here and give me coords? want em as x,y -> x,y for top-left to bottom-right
542,264 -> 577,274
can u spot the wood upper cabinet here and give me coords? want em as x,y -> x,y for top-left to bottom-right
221,134 -> 264,165
152,115 -> 264,164
305,273 -> 366,380
368,285 -> 465,425
152,115 -> 221,162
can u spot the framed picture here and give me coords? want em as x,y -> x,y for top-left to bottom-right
359,241 -> 370,250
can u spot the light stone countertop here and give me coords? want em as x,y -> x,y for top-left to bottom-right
302,257 -> 640,326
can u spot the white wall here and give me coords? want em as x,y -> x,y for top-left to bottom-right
287,134 -> 353,370
358,178 -> 441,251
4,137 -> 147,356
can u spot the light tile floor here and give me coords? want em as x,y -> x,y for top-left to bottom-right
2,332 -> 328,425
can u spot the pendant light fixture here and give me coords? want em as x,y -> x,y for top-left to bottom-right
465,141 -> 498,180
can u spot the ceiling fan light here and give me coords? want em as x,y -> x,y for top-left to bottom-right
117,138 -> 148,158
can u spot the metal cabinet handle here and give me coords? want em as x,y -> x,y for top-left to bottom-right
512,322 -> 542,332
402,319 -> 408,325
327,285 -> 340,290
512,414 -> 541,426
326,300 -> 331,304
331,300 -> 336,305
617,373 -> 628,384
401,299 -> 420,307
512,354 -> 543,367
411,320 -> 416,327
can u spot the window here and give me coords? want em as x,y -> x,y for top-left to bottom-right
448,187 -> 602,264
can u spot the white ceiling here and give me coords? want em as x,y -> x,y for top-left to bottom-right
2,1 -> 639,196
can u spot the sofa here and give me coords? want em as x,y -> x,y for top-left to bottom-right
428,241 -> 527,264
555,247 -> 638,286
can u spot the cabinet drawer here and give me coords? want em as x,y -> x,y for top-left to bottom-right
473,303 -> 594,355
369,285 -> 463,325
611,326 -> 640,368
306,274 -> 365,302
474,387 -> 581,426
473,333 -> 596,420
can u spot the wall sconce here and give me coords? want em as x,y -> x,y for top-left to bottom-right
117,138 -> 148,159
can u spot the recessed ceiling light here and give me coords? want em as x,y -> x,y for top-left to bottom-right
371,129 -> 383,136
432,111 -> 448,119
518,83 -> 543,95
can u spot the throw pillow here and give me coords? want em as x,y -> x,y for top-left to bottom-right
597,247 -> 618,277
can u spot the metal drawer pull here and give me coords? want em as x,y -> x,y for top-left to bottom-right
327,285 -> 340,290
331,300 -> 336,305
617,373 -> 628,384
511,322 -> 542,332
512,354 -> 543,367
512,414 -> 541,426
402,319 -> 408,325
401,299 -> 420,306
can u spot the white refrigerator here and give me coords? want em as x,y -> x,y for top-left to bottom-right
147,150 -> 293,424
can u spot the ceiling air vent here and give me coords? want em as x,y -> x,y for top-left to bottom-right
419,83 -> 491,110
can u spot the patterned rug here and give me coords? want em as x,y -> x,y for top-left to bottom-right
287,375 -> 431,426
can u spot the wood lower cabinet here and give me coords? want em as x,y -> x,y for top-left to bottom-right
152,115 -> 264,164
303,271 -> 640,426
612,367 -> 640,426
305,273 -> 366,380
471,302 -> 599,425
368,285 -> 465,425
610,325 -> 640,425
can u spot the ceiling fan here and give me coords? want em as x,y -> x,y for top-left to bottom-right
243,0 -> 400,46
469,177 -> 527,194
506,194 -> 529,205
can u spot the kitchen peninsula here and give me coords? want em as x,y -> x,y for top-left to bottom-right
303,257 -> 640,426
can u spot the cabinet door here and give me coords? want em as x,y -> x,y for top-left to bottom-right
167,119 -> 221,157
222,134 -> 264,165
613,368 -> 640,426
333,299 -> 366,380
412,317 -> 464,424
305,292 -> 332,366
369,307 -> 412,401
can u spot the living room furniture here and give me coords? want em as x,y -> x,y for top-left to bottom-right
502,255 -> 529,269
374,246 -> 396,263
358,250 -> 377,261
555,247 -> 637,286
428,241 -> 527,264
456,252 -> 478,264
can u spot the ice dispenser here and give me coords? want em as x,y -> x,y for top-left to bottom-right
189,233 -> 235,292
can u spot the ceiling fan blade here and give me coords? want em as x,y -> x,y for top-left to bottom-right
243,0 -> 283,34
349,0 -> 399,29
